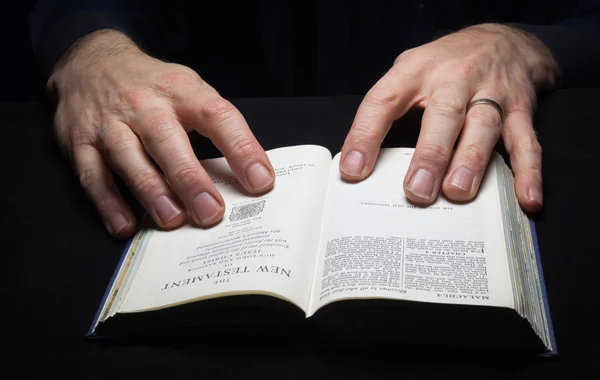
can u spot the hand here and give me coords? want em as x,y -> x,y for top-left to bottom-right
49,30 -> 275,237
340,24 -> 558,212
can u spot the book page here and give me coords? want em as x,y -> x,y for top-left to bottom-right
308,148 -> 514,316
114,145 -> 331,315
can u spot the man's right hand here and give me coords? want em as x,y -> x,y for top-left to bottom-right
49,30 -> 275,237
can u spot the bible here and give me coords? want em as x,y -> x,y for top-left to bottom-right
88,145 -> 556,355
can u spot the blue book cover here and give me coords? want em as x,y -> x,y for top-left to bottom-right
529,219 -> 558,357
87,237 -> 135,339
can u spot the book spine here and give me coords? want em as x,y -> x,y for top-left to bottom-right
85,236 -> 135,338
530,219 -> 558,357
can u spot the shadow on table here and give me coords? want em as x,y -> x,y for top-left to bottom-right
88,296 -> 553,374
90,322 -> 551,374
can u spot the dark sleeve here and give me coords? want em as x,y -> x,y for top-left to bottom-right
511,0 -> 600,87
28,0 -> 163,80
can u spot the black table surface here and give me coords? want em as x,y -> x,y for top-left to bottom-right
3,90 -> 600,378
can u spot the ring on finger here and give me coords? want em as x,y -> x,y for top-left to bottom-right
467,98 -> 505,124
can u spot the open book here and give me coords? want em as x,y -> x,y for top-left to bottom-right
88,145 -> 555,355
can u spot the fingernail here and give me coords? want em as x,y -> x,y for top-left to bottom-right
155,195 -> 182,224
193,192 -> 223,223
527,186 -> 543,204
341,151 -> 365,177
449,166 -> 474,193
408,169 -> 435,200
108,212 -> 129,235
246,163 -> 274,191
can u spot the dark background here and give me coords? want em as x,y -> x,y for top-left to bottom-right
4,3 -> 600,379
2,2 -> 39,102
4,92 -> 600,379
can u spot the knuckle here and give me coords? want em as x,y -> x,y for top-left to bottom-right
348,121 -> 381,143
157,68 -> 201,96
160,71 -> 192,88
200,98 -> 236,122
102,127 -> 135,156
513,136 -> 542,175
469,106 -> 502,129
524,158 -> 542,177
171,163 -> 201,189
511,94 -> 535,114
417,141 -> 451,167
144,124 -> 178,148
352,121 -> 377,136
78,168 -> 100,192
504,78 -> 536,111
456,61 -> 482,80
144,113 -> 174,135
132,171 -> 164,196
516,135 -> 542,157
229,135 -> 260,159
458,144 -> 489,170
95,198 -> 112,216
170,64 -> 202,80
364,86 -> 399,109
394,47 -> 434,72
394,48 -> 417,65
428,94 -> 466,119
71,128 -> 96,149
122,89 -> 152,109
55,106 -> 96,154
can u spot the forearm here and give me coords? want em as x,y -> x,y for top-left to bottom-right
509,0 -> 600,87
29,0 -> 158,80
52,29 -> 142,71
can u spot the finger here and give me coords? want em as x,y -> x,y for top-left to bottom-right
73,143 -> 136,237
404,83 -> 471,204
178,94 -> 275,194
340,65 -> 421,180
442,94 -> 504,201
131,110 -> 225,226
100,122 -> 187,228
503,110 -> 543,212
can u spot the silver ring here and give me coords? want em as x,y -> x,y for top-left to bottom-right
467,98 -> 505,124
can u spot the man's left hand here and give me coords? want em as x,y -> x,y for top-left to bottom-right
340,23 -> 558,212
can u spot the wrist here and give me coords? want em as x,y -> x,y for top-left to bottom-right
465,23 -> 559,90
48,29 -> 143,88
